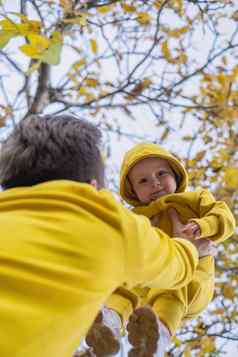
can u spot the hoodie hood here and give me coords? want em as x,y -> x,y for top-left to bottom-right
120,143 -> 188,207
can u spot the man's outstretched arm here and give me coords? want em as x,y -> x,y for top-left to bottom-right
120,207 -> 199,290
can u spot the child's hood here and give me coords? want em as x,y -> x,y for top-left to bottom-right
120,142 -> 188,207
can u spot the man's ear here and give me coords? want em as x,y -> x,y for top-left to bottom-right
90,179 -> 98,189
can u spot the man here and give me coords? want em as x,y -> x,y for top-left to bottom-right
0,114 -> 207,357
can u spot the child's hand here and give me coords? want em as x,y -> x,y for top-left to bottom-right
181,221 -> 201,239
168,208 -> 217,258
168,208 -> 200,239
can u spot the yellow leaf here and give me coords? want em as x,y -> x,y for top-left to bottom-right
20,34 -> 50,58
0,17 -> 41,37
0,30 -> 14,49
0,18 -> 18,33
154,0 -> 162,10
172,336 -> 182,347
201,336 -> 216,353
177,53 -> 187,64
20,32 -> 62,65
142,79 -> 153,88
79,86 -> 88,95
20,45 -> 42,58
161,40 -> 187,65
18,19 -> 41,36
126,79 -> 152,100
223,167 -> 238,189
60,0 -> 73,13
77,87 -> 95,101
224,285 -> 236,299
170,0 -> 184,16
162,41 -> 172,62
160,128 -> 170,141
90,39 -> 98,54
73,59 -> 86,71
137,12 -> 151,25
122,4 -> 136,13
63,13 -> 88,26
165,26 -> 188,38
183,135 -> 193,141
97,5 -> 111,13
85,78 -> 98,87
211,308 -> 224,315
219,148 -> 230,161
194,150 -> 206,161
50,31 -> 63,45
27,33 -> 50,48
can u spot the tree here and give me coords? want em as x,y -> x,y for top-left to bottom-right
0,0 -> 237,355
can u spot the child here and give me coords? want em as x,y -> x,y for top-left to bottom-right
85,142 -> 235,357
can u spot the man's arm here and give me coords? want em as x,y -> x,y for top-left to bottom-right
120,206 -> 199,290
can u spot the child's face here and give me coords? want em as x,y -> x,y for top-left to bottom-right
128,157 -> 177,204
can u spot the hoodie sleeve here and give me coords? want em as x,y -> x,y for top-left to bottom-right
120,206 -> 199,290
105,286 -> 139,323
189,189 -> 236,243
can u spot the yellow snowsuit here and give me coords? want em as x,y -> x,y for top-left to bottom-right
0,180 -> 200,357
107,143 -> 235,335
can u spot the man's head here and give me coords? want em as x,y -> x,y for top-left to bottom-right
0,114 -> 104,190
128,156 -> 177,204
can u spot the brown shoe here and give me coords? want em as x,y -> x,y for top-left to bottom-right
127,306 -> 160,357
85,310 -> 120,356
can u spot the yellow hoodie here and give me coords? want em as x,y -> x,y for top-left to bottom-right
107,143 -> 235,335
0,180 -> 199,357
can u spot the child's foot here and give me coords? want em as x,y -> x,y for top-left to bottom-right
85,307 -> 121,356
127,306 -> 160,357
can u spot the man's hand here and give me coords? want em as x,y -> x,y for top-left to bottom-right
190,238 -> 217,258
150,214 -> 159,226
168,208 -> 217,258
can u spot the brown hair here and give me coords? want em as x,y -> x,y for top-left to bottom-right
0,114 -> 104,189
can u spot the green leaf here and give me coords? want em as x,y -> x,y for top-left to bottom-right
41,42 -> 62,65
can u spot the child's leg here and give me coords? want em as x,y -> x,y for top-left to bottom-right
85,306 -> 122,356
